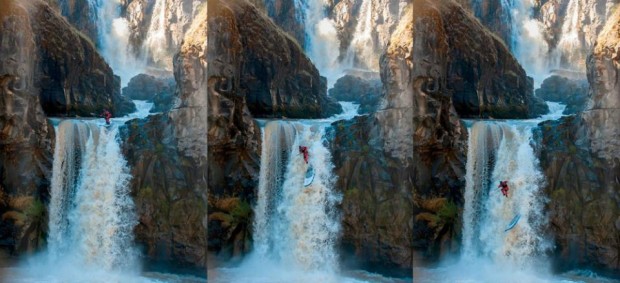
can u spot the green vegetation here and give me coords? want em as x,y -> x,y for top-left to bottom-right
231,200 -> 252,225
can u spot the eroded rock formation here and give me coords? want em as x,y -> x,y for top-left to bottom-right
438,0 -> 547,118
536,75 -> 589,114
534,7 -> 620,276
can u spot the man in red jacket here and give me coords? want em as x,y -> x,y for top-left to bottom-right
498,180 -> 510,197
299,146 -> 309,164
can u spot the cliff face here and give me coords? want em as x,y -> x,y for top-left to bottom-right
0,0 -> 54,256
534,7 -> 620,276
31,2 -> 134,117
440,1 -> 547,118
120,1 -> 211,272
212,0 -> 341,119
328,5 -> 415,272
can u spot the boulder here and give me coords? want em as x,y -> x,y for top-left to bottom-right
536,75 -> 589,114
329,74 -> 382,114
122,74 -> 176,113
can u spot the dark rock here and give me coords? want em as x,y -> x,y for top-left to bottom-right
121,114 -> 207,274
329,75 -> 382,114
122,73 -> 176,113
218,0 -> 341,118
123,74 -> 174,101
22,1 -> 133,117
536,75 -> 589,114
0,0 -> 56,256
200,0 -> 262,262
439,1 -> 546,118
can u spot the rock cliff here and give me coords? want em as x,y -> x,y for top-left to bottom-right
440,0 -> 547,118
534,7 -> 620,276
330,1 -> 466,275
329,74 -> 382,114
17,0 -> 134,117
536,75 -> 589,114
212,0 -> 341,118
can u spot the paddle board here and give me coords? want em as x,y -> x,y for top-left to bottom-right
304,165 -> 315,187
505,213 -> 521,232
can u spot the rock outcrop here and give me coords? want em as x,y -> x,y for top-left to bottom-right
212,0 -> 341,118
0,0 -> 54,256
261,0 -> 305,48
201,0 -> 262,261
438,0 -> 547,118
329,74 -> 382,114
536,75 -> 589,114
120,3 -> 212,272
9,0 -> 134,117
123,74 -> 176,113
534,7 -> 620,276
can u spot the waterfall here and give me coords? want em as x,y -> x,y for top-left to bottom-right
344,0 -> 378,70
461,121 -> 549,268
93,0 -> 145,86
254,121 -> 340,271
303,0 -> 343,86
554,0 -> 582,67
48,120 -> 137,271
253,121 -> 297,256
142,0 -> 170,68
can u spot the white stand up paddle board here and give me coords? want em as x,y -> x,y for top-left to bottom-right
304,166 -> 315,187
505,213 -> 521,232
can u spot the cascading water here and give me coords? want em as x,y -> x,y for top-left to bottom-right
48,120 -> 137,270
142,0 -> 175,69
415,103 -> 582,282
461,122 -> 549,267
344,0 -> 378,70
303,0 -> 343,86
91,0 -> 145,85
217,121 -> 342,282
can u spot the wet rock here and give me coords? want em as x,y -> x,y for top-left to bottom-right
436,1 -> 546,118
121,114 -> 207,274
122,73 -> 176,112
330,1 -> 466,275
13,0 -> 133,117
211,0 -> 341,118
329,74 -> 382,114
536,75 -> 589,114
0,0 -> 55,256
